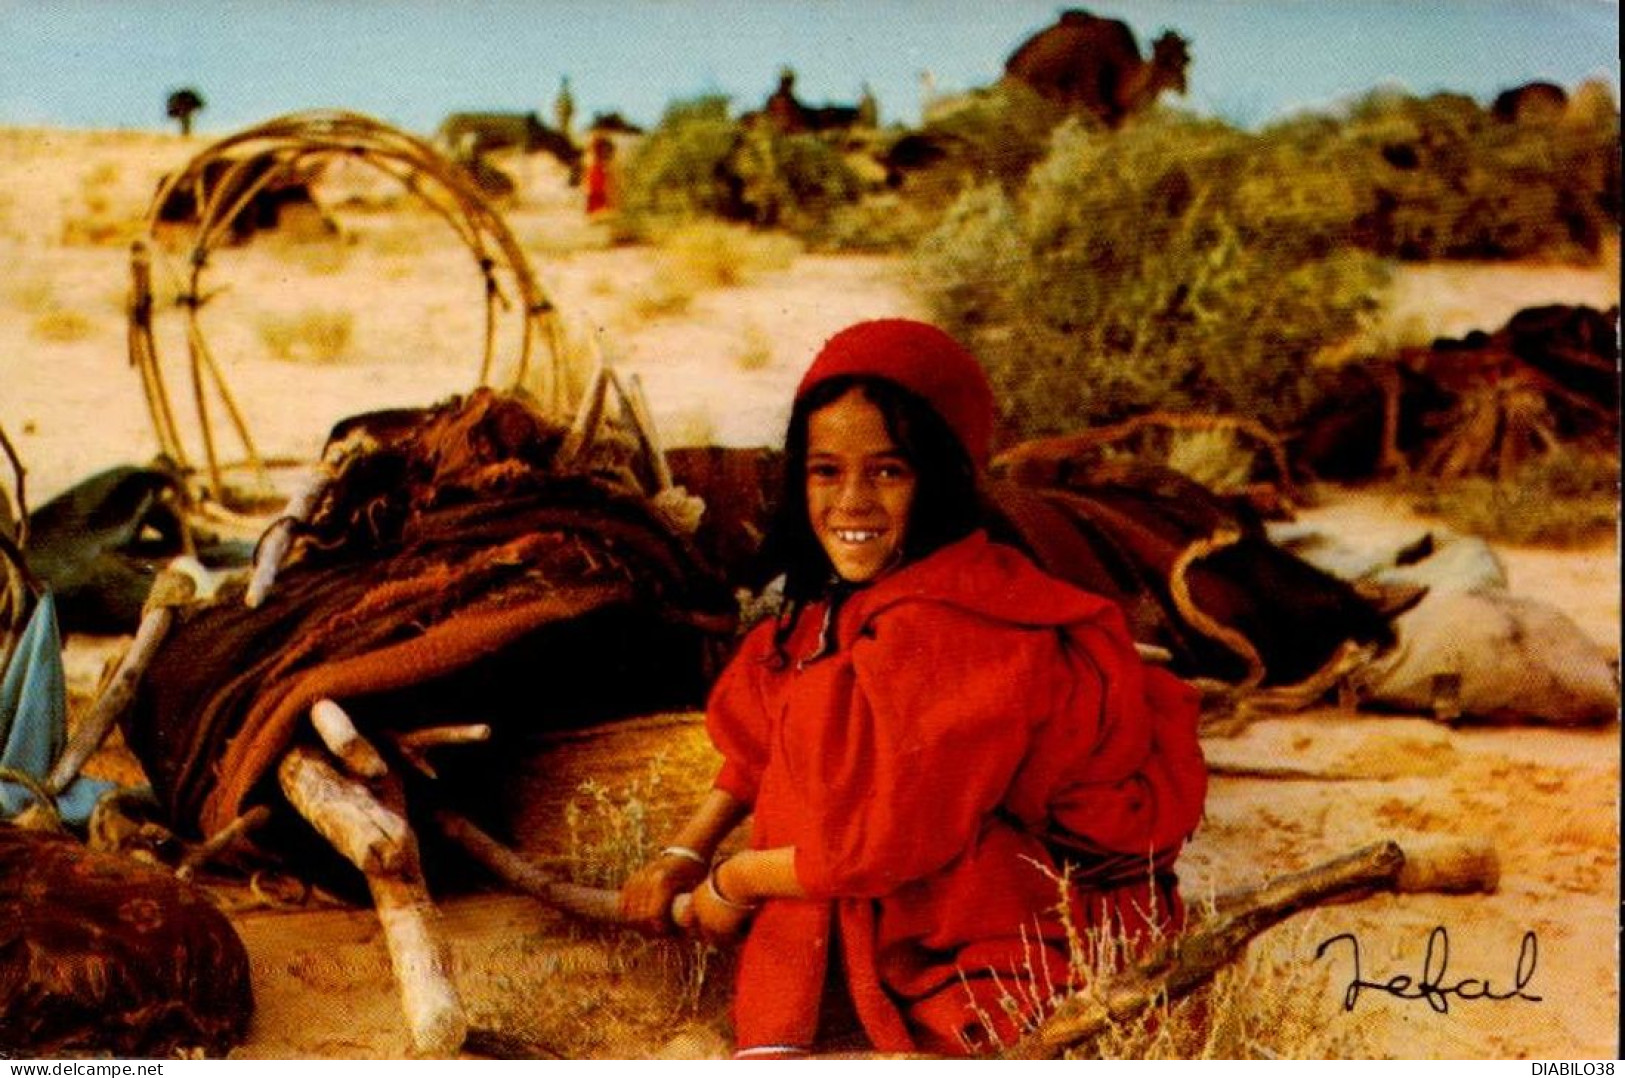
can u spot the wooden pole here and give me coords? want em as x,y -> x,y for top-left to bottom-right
277,747 -> 467,1056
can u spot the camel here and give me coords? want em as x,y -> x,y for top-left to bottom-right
1003,9 -> 1190,128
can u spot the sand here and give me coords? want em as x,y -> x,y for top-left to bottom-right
0,126 -> 1617,1060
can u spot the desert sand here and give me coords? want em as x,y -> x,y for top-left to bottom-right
0,126 -> 1617,1060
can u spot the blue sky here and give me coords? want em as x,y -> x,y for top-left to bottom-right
1,1 -> 1618,135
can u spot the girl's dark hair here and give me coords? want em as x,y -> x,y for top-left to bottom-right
760,375 -> 982,655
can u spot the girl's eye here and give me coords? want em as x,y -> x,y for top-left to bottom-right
807,462 -> 840,481
874,461 -> 912,481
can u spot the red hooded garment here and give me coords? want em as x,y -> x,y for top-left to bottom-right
706,530 -> 1207,1056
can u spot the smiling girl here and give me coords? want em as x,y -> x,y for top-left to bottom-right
619,319 -> 1207,1057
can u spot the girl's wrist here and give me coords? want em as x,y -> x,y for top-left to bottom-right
710,854 -> 758,909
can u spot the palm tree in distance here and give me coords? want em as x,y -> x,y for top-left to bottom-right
166,88 -> 205,136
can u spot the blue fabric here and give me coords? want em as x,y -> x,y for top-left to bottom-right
0,592 -> 115,824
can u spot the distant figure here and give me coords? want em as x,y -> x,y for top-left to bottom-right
554,76 -> 576,138
857,83 -> 879,128
165,87 -> 205,137
584,134 -> 617,215
919,69 -> 939,116
765,67 -> 805,132
1003,9 -> 1190,128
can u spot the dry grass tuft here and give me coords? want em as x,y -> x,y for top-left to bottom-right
733,323 -> 774,372
629,274 -> 696,320
269,236 -> 354,276
30,307 -> 96,343
1164,428 -> 1257,494
256,308 -> 355,363
1407,448 -> 1619,547
657,220 -> 799,289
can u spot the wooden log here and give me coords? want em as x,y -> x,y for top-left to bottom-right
557,364 -> 607,467
1004,838 -> 1499,1059
396,724 -> 492,751
177,804 -> 272,881
309,698 -> 389,779
276,747 -> 467,1057
431,808 -> 624,923
46,598 -> 179,796
245,432 -> 366,608
276,747 -> 409,875
369,873 -> 468,1059
387,724 -> 491,779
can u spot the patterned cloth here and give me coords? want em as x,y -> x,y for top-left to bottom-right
0,825 -> 252,1057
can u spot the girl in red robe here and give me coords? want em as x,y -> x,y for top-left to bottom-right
621,319 -> 1207,1057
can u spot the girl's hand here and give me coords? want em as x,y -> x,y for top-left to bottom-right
618,852 -> 708,934
675,859 -> 757,945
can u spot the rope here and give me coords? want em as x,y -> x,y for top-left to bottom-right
0,765 -> 64,832
1166,526 -> 1266,691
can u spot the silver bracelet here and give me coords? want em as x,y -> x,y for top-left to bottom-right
705,860 -> 758,912
660,845 -> 708,867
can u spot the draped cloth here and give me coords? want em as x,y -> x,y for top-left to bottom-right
0,592 -> 115,826
707,532 -> 1207,1055
121,391 -> 737,845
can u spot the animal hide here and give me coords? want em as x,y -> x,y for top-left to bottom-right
1273,523 -> 1619,724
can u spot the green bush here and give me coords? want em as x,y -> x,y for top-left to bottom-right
618,96 -> 741,226
618,95 -> 863,243
915,84 -> 1619,446
1293,85 -> 1621,260
917,114 -> 1390,442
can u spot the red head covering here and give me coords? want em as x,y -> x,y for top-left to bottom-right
795,319 -> 996,467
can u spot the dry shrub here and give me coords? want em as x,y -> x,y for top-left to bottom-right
60,214 -> 137,247
618,95 -> 862,243
661,408 -> 718,448
917,115 -> 1390,442
7,276 -> 57,313
558,760 -> 729,1025
255,308 -> 354,363
969,880 -> 1373,1060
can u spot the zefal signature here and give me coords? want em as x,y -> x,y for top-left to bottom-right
1315,925 -> 1542,1013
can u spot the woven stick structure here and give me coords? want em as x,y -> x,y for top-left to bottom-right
128,110 -> 580,510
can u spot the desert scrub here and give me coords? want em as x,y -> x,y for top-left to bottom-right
918,114 -> 1390,442
255,308 -> 354,363
1408,448 -> 1619,547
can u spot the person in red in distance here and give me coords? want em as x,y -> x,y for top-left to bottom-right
619,318 -> 1207,1057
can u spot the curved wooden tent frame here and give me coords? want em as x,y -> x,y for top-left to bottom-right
128,109 -> 580,510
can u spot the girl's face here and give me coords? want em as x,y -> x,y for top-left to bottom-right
804,388 -> 917,583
